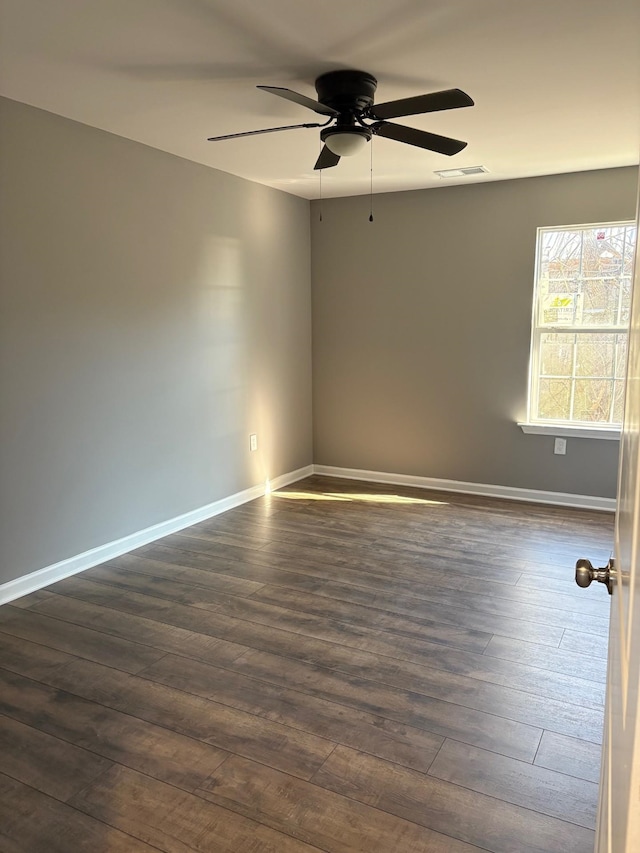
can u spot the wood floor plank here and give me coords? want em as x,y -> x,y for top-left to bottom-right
93,560 -> 264,602
141,538 -> 525,604
42,657 -> 336,781
561,628 -> 609,658
483,634 -> 608,683
138,652 -> 444,773
269,570 -> 611,625
255,532 -> 608,584
107,551 -> 290,593
231,646 -> 602,745
80,566 -> 496,652
312,745 -> 596,853
0,773 -> 159,853
197,589 -> 564,652
159,529 -> 529,589
197,753 -> 486,853
163,527 -> 596,596
249,581 -> 608,642
516,572 -> 612,600
0,605 -> 166,674
152,519 -> 526,580
0,714 -> 113,802
247,481 -> 602,538
216,496 -> 612,559
368,524 -> 611,564
124,541 -> 611,620
69,764 -> 327,853
428,738 -> 598,829
220,488 -> 611,543
72,767 -> 318,853
34,576 -> 605,726
163,526 -> 275,551
228,649 -> 545,760
5,590 -> 57,610
35,576 -> 402,673
113,548 -> 328,594
368,525 -> 610,561
46,574 -> 497,670
27,589 -> 249,668
29,587 -> 605,713
299,473 -> 614,531
534,730 -> 603,783
0,668 -> 229,792
234,529 -> 584,587
131,558 -> 584,639
0,630 -> 74,680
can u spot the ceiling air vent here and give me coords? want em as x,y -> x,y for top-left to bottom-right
434,166 -> 489,178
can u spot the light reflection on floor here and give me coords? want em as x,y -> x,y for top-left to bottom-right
271,490 -> 447,506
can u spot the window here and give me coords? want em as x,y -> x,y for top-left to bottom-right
526,221 -> 637,432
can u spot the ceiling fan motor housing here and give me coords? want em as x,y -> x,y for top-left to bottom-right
315,70 -> 378,115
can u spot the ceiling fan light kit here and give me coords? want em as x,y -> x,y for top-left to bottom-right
207,69 -> 474,171
323,127 -> 371,156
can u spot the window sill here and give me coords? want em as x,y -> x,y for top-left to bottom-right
518,422 -> 621,440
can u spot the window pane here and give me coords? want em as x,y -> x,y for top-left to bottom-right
546,280 -> 579,294
575,334 -> 615,377
613,380 -> 625,424
539,293 -> 580,326
538,379 -> 571,420
541,230 -> 581,280
582,227 -> 626,277
615,335 -> 628,378
624,227 -> 638,276
580,279 -> 620,325
540,333 -> 574,376
572,379 -> 613,422
621,279 -> 633,324
537,227 -> 633,330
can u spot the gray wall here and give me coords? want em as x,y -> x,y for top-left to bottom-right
311,167 -> 638,498
0,97 -> 312,584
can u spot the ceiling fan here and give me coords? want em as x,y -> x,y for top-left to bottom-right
207,69 -> 474,170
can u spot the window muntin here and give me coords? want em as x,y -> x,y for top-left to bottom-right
528,223 -> 636,427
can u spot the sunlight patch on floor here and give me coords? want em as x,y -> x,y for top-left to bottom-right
272,490 -> 447,506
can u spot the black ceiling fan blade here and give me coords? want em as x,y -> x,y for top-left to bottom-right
314,145 -> 341,170
371,88 -> 474,120
373,121 -> 467,156
257,85 -> 339,117
208,121 -> 324,142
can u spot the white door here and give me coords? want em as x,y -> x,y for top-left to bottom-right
595,184 -> 640,852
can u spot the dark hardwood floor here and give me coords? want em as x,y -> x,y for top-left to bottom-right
0,475 -> 613,852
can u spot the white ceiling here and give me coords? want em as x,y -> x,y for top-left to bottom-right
1,0 -> 639,199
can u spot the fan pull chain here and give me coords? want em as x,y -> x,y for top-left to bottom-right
319,156 -> 323,222
369,137 -> 374,222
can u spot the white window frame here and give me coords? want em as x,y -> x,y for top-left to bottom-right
519,220 -> 636,440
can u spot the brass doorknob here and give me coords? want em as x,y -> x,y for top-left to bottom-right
575,558 -> 615,595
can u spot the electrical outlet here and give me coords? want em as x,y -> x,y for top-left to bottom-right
554,437 -> 567,455
249,434 -> 258,452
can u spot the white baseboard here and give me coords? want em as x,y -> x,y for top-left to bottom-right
0,465 -> 313,605
312,465 -> 617,512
